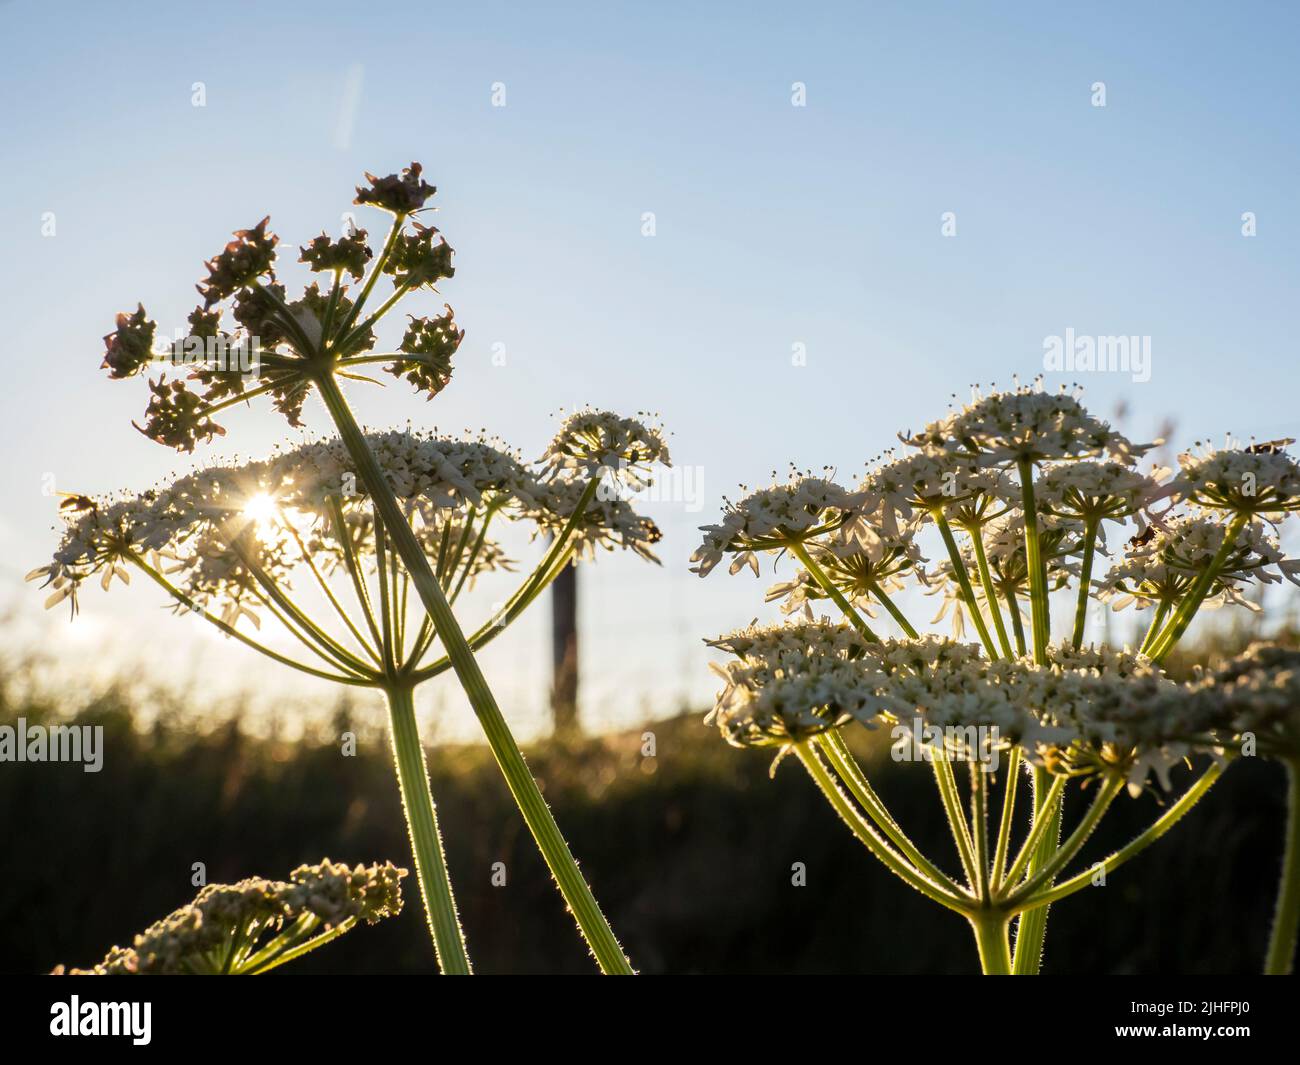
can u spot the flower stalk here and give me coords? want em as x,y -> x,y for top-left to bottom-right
313,370 -> 633,974
1265,757 -> 1300,975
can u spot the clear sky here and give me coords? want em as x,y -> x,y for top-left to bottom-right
2,1 -> 1298,738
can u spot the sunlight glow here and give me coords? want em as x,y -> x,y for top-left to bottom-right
242,492 -> 279,534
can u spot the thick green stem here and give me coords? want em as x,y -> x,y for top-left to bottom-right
314,372 -> 632,974
1012,767 -> 1062,974
969,911 -> 1013,975
1265,758 -> 1300,975
385,684 -> 471,973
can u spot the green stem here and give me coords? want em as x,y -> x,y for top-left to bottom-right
1149,513 -> 1248,661
1072,517 -> 1100,650
795,743 -> 970,914
990,748 -> 1022,888
932,509 -> 998,658
933,755 -> 980,890
1004,587 -> 1027,656
1006,776 -> 1122,905
243,920 -> 352,975
385,683 -> 472,973
1139,599 -> 1172,655
789,541 -> 880,641
971,762 -> 991,902
1021,762 -> 1224,909
969,911 -> 1013,975
314,372 -> 632,974
1017,458 -> 1050,663
278,505 -> 380,665
1265,758 -> 1300,975
327,495 -> 387,653
411,545 -> 576,680
870,581 -> 920,638
1001,772 -> 1066,890
968,529 -> 1013,658
817,732 -> 967,897
1011,767 -> 1063,974
126,554 -> 375,686
336,215 -> 406,342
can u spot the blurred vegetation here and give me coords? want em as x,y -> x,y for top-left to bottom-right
2,620 -> 1296,975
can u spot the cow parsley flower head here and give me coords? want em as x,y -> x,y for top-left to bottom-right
542,409 -> 671,491
855,451 -> 994,534
1193,643 -> 1300,759
98,163 -> 475,453
354,161 -> 438,215
705,619 -> 885,749
1035,460 -> 1160,524
691,475 -> 859,578
902,381 -> 1152,468
535,476 -> 664,562
56,860 -> 405,975
28,429 -> 660,620
1173,443 -> 1300,521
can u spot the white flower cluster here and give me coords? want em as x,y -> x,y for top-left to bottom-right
1173,443 -> 1300,518
541,408 -> 671,489
691,476 -> 859,578
1097,515 -> 1300,612
902,381 -> 1151,467
705,623 -> 1216,790
1190,643 -> 1300,759
705,620 -> 885,748
1035,460 -> 1160,522
57,860 -> 406,976
32,420 -> 667,617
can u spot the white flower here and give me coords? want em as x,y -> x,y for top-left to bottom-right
1035,460 -> 1159,524
902,381 -> 1152,468
1192,643 -> 1300,758
541,409 -> 670,490
705,620 -> 886,748
690,476 -> 858,578
1172,443 -> 1300,520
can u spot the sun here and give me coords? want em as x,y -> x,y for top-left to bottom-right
242,492 -> 279,534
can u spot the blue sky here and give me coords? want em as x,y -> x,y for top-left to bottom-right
2,1 -> 1298,737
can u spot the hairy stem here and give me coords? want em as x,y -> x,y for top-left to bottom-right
385,683 -> 471,973
314,372 -> 632,973
1265,758 -> 1300,975
796,742 -> 970,914
969,911 -> 1012,975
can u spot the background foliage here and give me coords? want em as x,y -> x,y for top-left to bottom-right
2,631 -> 1291,975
